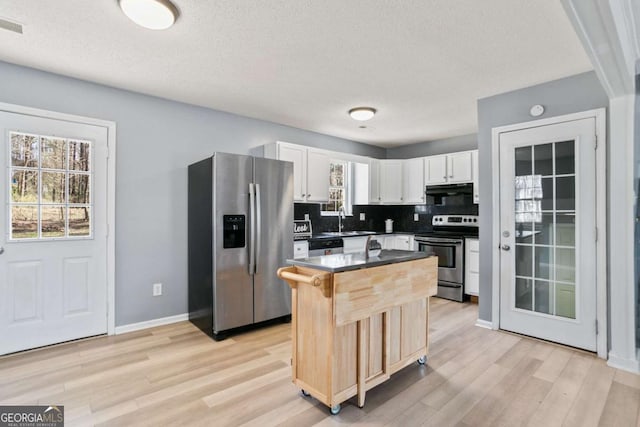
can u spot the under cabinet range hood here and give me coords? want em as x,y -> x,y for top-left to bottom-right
425,183 -> 473,206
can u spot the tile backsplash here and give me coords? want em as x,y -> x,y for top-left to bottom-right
294,198 -> 478,235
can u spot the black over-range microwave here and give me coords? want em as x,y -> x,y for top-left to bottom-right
425,183 -> 473,206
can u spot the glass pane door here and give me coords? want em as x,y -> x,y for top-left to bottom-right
513,141 -> 576,319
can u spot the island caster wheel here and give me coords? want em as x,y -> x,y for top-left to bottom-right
417,355 -> 427,365
301,389 -> 311,397
330,404 -> 341,415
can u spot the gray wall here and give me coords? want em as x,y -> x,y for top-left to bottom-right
0,61 -> 385,326
476,71 -> 608,322
386,133 -> 477,159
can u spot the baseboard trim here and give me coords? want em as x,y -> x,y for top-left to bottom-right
607,351 -> 640,374
114,313 -> 189,335
475,319 -> 495,330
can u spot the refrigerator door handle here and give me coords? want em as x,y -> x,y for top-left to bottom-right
255,183 -> 262,274
248,183 -> 256,275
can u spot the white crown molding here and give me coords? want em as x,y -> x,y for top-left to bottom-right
561,0 -> 638,97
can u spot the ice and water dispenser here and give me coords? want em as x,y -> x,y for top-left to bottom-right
223,215 -> 245,248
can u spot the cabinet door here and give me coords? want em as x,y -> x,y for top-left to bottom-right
465,238 -> 479,295
402,158 -> 425,203
401,299 -> 427,358
379,236 -> 392,250
278,144 -> 307,201
343,236 -> 368,254
369,159 -> 381,204
379,160 -> 403,203
448,151 -> 473,183
424,155 -> 448,185
472,150 -> 479,204
394,235 -> 412,250
306,149 -> 330,202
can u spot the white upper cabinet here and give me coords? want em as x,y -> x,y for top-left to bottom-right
448,151 -> 473,183
424,151 -> 474,186
472,150 -> 479,204
402,157 -> 425,203
306,149 -> 330,202
369,158 -> 381,204
276,143 -> 306,201
264,141 -> 329,202
379,160 -> 403,203
424,155 -> 448,185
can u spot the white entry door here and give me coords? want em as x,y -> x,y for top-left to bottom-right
0,111 -> 109,355
499,118 -> 597,351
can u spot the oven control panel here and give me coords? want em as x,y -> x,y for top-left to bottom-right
432,215 -> 479,226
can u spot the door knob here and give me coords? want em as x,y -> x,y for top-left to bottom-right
501,244 -> 511,251
0,247 -> 4,255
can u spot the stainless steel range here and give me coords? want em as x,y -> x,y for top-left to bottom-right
415,215 -> 478,302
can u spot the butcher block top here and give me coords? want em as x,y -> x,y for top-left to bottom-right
286,249 -> 430,272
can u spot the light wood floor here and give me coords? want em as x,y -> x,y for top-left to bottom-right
1,298 -> 639,426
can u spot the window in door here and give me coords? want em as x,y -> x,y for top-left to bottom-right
10,131 -> 92,240
513,141 -> 576,318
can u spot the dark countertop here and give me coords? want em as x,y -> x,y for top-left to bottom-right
310,231 -> 415,240
287,249 -> 431,273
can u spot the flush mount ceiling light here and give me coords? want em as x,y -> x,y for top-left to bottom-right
348,107 -> 376,121
119,0 -> 179,30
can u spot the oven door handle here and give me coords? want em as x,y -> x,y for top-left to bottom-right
418,241 -> 460,247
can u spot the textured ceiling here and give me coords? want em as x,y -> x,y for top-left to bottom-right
0,1 -> 592,147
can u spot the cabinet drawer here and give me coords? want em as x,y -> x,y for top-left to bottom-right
467,238 -> 479,252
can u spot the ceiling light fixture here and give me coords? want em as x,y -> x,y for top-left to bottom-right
349,107 -> 376,121
119,0 -> 179,30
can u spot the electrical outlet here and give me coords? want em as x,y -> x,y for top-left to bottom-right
414,213 -> 419,221
153,283 -> 162,296
304,213 -> 310,221
359,213 -> 366,221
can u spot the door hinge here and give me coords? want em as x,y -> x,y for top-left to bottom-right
595,227 -> 598,242
595,320 -> 599,335
594,135 -> 598,150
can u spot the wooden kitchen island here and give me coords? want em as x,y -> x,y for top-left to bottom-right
277,250 -> 437,415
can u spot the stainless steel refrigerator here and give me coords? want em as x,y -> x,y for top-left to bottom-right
188,152 -> 293,340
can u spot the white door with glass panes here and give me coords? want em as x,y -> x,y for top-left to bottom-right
0,111 -> 108,355
499,118 -> 597,351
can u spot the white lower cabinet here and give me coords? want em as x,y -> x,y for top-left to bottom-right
293,241 -> 309,259
465,238 -> 479,296
381,234 -> 415,250
342,236 -> 369,254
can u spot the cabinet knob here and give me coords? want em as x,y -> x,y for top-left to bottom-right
449,175 -> 453,178
307,194 -> 310,198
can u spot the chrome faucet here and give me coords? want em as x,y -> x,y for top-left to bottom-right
338,206 -> 346,233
